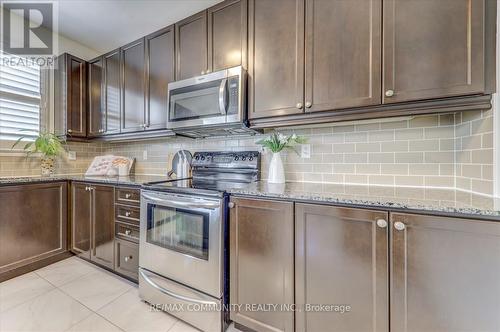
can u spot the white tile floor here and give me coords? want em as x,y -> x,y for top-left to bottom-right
0,257 -> 239,332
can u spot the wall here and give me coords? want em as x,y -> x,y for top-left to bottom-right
0,111 -> 494,196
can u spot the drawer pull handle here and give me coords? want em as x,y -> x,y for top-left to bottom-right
124,255 -> 133,262
394,221 -> 406,231
125,211 -> 131,217
376,219 -> 387,228
125,193 -> 131,199
125,229 -> 132,235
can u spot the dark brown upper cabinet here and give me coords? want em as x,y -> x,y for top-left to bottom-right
248,0 -> 305,119
54,53 -> 87,138
88,57 -> 105,137
208,0 -> 248,72
175,11 -> 208,80
104,49 -> 122,135
305,0 -> 381,112
145,26 -> 175,131
121,38 -> 146,133
382,0 -> 494,104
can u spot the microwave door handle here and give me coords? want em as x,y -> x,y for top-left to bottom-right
218,78 -> 228,115
142,193 -> 220,210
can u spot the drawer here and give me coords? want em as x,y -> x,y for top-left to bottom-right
115,187 -> 140,206
115,222 -> 139,243
115,204 -> 140,225
115,239 -> 139,281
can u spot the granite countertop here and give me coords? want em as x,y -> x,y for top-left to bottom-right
227,181 -> 500,219
0,174 -> 172,187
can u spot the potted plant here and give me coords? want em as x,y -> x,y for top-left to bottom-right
256,132 -> 307,184
12,132 -> 65,176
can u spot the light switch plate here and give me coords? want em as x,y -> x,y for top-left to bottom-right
301,144 -> 311,159
68,151 -> 76,160
143,150 -> 148,160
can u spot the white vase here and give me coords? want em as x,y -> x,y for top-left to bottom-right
268,152 -> 285,184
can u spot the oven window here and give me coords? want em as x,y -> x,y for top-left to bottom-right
169,79 -> 223,121
146,204 -> 209,260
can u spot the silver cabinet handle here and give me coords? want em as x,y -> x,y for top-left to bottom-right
385,89 -> 394,97
124,255 -> 132,262
376,219 -> 388,228
125,229 -> 132,235
125,211 -> 131,217
394,221 -> 406,231
296,102 -> 303,109
228,202 -> 235,209
305,101 -> 312,108
125,193 -> 131,199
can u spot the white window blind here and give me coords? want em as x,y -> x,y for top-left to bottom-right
0,52 -> 41,141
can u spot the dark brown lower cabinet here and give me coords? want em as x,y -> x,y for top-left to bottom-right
114,239 -> 139,280
0,182 -> 68,280
71,183 -> 114,269
229,197 -> 294,332
390,213 -> 500,332
295,203 -> 389,332
90,185 -> 115,269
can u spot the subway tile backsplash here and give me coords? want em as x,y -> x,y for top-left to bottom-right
0,110 -> 494,196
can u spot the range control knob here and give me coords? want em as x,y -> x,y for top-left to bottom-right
242,156 -> 246,161
201,156 -> 205,161
249,156 -> 253,161
234,156 -> 239,161
195,155 -> 200,160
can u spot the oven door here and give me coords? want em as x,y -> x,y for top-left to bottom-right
140,190 -> 223,297
166,66 -> 243,130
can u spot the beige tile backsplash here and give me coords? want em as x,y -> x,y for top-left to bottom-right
0,110 -> 495,196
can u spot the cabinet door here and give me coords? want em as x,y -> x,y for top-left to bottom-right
208,0 -> 247,71
305,0 -> 381,112
295,204 -> 389,332
0,183 -> 67,276
67,55 -> 87,137
88,57 -> 104,137
90,185 -> 115,269
71,183 -> 91,259
390,213 -> 500,332
175,11 -> 208,80
248,0 -> 304,119
383,0 -> 486,103
121,38 -> 146,133
104,50 -> 121,134
230,197 -> 294,332
145,26 -> 174,131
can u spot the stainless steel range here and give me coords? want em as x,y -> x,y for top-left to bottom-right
139,151 -> 260,332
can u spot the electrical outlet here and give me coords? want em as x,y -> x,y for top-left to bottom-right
301,144 -> 311,159
68,151 -> 77,160
143,150 -> 148,160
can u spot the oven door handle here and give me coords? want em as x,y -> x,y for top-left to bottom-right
139,269 -> 217,305
142,193 -> 220,210
218,78 -> 228,115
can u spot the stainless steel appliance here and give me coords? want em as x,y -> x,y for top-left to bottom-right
139,151 -> 260,332
166,66 -> 258,138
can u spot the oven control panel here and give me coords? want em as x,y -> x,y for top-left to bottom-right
192,151 -> 260,169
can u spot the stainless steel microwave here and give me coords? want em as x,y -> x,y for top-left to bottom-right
166,66 -> 252,138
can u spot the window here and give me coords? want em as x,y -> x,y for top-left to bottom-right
0,52 -> 41,141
